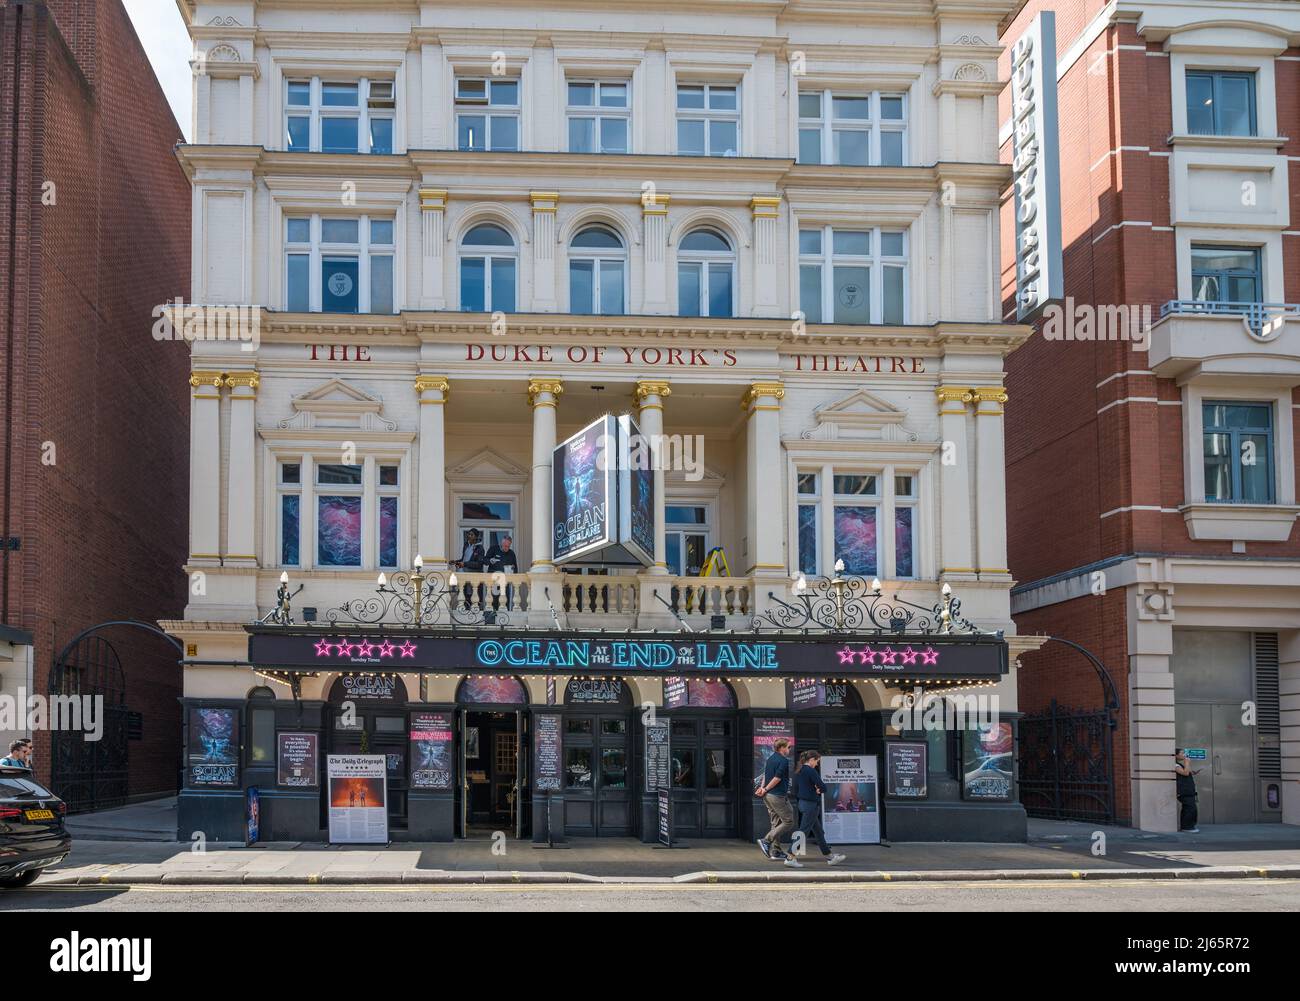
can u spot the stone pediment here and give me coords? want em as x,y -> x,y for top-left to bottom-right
799,389 -> 919,442
274,380 -> 397,431
448,447 -> 527,481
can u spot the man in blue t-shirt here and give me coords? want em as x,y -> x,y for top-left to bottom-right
755,738 -> 798,865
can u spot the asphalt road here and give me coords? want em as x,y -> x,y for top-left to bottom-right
3,878 -> 1297,911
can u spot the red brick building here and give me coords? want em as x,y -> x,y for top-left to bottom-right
0,0 -> 191,807
998,0 -> 1300,830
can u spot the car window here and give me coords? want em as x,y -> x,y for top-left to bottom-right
0,777 -> 54,798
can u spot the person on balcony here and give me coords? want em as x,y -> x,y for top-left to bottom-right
456,530 -> 486,610
485,536 -> 519,610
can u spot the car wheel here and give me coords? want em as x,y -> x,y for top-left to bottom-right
0,870 -> 40,888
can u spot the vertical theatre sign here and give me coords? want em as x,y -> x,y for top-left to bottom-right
552,414 -> 655,567
1010,11 -> 1063,321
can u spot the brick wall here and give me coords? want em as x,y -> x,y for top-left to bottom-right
0,0 -> 190,801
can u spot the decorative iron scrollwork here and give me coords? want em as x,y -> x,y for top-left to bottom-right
325,565 -> 510,629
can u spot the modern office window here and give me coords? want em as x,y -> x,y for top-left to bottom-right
317,463 -> 363,567
798,90 -> 906,166
1191,245 -> 1262,304
460,223 -> 518,313
1203,402 -> 1274,503
799,226 -> 907,324
1186,70 -> 1256,137
378,463 -> 400,569
284,215 -> 395,315
278,461 -> 301,567
284,77 -> 395,154
677,228 -> 735,317
797,468 -> 918,578
676,84 -> 739,156
569,225 -> 627,315
455,77 -> 520,151
567,81 -> 630,153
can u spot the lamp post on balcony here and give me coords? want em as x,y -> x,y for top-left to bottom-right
329,557 -> 500,629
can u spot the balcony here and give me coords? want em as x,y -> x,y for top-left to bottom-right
1150,300 -> 1300,385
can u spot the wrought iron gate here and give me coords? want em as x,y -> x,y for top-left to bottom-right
49,634 -> 130,813
1018,699 -> 1115,824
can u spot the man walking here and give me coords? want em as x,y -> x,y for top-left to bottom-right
793,750 -> 846,866
756,737 -> 799,866
1174,748 -> 1201,833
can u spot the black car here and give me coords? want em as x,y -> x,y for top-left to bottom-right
0,765 -> 71,888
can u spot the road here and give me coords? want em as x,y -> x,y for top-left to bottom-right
2,878 -> 1296,911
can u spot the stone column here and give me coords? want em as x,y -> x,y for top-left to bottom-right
936,386 -> 975,579
415,375 -> 450,568
973,386 -> 1010,579
528,379 -> 563,572
223,371 -> 260,566
1128,583 -> 1178,832
531,192 -> 559,312
742,382 -> 786,581
641,192 -> 670,313
635,381 -> 672,575
750,196 -> 781,318
419,188 -> 448,310
189,371 -> 225,565
1280,630 -> 1300,827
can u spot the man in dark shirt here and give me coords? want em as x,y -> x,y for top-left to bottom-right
1174,749 -> 1201,832
755,738 -> 797,865
793,751 -> 846,866
484,536 -> 518,610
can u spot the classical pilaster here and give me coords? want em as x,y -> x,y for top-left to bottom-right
641,192 -> 670,313
419,188 -> 448,309
635,381 -> 672,575
1128,583 -> 1178,832
936,386 -> 975,578
528,379 -> 564,572
973,386 -> 1010,579
189,371 -> 225,566
750,196 -> 781,317
223,371 -> 260,566
415,375 -> 450,568
531,192 -> 559,311
741,382 -> 785,580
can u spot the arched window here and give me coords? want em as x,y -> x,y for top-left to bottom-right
460,223 -> 517,313
677,227 -> 734,318
569,225 -> 626,315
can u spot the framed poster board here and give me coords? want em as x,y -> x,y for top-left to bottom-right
645,721 -> 670,792
409,712 -> 453,790
962,722 -> 1014,801
277,732 -> 319,788
553,415 -> 616,564
533,713 -> 562,792
752,718 -> 794,792
188,707 -> 240,787
885,742 -> 927,799
326,755 -> 388,844
820,755 -> 880,844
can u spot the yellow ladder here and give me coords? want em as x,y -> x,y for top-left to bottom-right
700,547 -> 731,578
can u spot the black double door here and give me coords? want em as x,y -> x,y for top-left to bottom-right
669,714 -> 737,838
562,711 -> 631,836
795,715 -> 865,760
328,707 -> 409,831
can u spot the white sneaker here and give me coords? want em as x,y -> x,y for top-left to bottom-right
783,856 -> 804,868
826,853 -> 846,866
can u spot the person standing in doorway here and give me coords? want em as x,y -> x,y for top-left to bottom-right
1174,749 -> 1201,832
756,737 -> 799,866
792,750 -> 846,866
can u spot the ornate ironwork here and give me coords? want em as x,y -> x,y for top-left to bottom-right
751,571 -> 987,635
261,575 -> 304,625
50,635 -> 129,814
1018,698 -> 1115,824
324,565 -> 512,629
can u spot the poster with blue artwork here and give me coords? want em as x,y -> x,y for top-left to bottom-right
553,416 -> 614,563
318,495 -> 362,566
188,707 -> 239,787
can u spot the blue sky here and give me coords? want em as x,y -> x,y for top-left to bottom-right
124,0 -> 193,141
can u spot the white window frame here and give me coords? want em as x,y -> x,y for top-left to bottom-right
566,80 -> 631,154
376,461 -> 401,569
277,460 -> 303,568
792,465 -> 921,579
454,77 -> 521,152
314,461 -> 365,568
568,226 -> 628,315
283,77 -> 394,154
284,214 -> 396,315
459,224 -> 519,313
798,225 -> 908,325
676,229 -> 736,318
457,497 -> 517,556
675,83 -> 741,157
664,503 -> 713,577
797,89 -> 907,166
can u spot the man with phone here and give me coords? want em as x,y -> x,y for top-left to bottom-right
1174,748 -> 1201,833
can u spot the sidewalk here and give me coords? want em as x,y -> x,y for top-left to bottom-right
43,798 -> 1300,886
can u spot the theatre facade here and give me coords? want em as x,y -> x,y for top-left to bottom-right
165,0 -> 1039,845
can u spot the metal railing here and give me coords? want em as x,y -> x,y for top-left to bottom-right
1160,299 -> 1300,336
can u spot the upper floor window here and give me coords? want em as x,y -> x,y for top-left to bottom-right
567,81 -> 630,154
456,78 -> 520,151
1192,245 -> 1261,304
798,90 -> 906,166
676,84 -> 739,156
285,78 -> 395,154
285,215 -> 395,315
317,463 -> 363,567
677,228 -> 734,318
1203,402 -> 1274,503
665,505 -> 710,577
796,469 -> 918,580
799,226 -> 907,325
460,223 -> 517,313
1186,70 -> 1256,137
279,461 -> 301,567
569,226 -> 627,315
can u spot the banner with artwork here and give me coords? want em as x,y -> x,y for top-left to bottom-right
752,718 -> 794,790
409,712 -> 454,790
327,754 -> 388,844
962,722 -> 1014,801
820,755 -> 880,844
188,707 -> 239,787
553,415 -> 615,563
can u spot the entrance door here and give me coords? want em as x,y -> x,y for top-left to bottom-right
669,716 -> 735,838
1176,703 -> 1256,823
457,710 -> 525,835
562,712 -> 631,836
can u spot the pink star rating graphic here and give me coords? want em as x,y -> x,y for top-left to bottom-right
900,646 -> 918,666
377,640 -> 395,658
314,638 -> 332,657
878,646 -> 899,666
856,646 -> 875,665
355,640 -> 375,658
837,646 -> 856,665
398,640 -> 418,658
337,639 -> 356,657
921,645 -> 939,666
